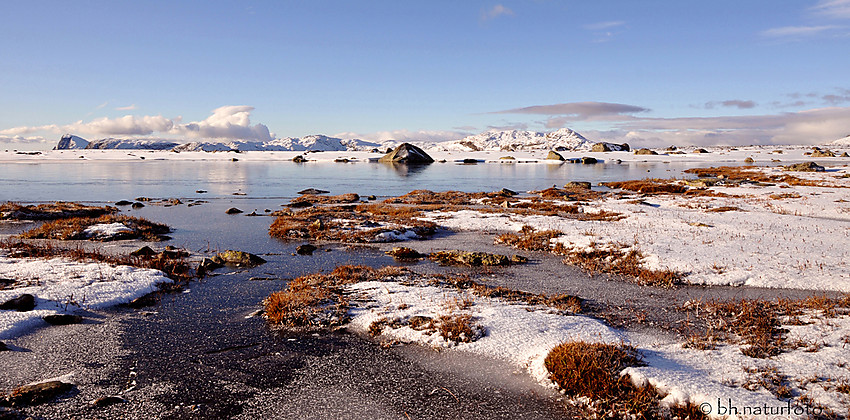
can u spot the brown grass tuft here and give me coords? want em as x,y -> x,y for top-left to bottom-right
18,214 -> 170,241
495,225 -> 562,251
435,314 -> 480,343
604,179 -> 688,194
555,243 -> 682,288
0,201 -> 117,220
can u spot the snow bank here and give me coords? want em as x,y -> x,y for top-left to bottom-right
0,256 -> 172,339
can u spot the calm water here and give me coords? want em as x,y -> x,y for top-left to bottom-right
1,160 -> 707,202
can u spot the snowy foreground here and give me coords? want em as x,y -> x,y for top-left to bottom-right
0,256 -> 171,340
350,165 -> 850,418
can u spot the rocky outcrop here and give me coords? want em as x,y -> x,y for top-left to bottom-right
211,250 -> 267,267
784,161 -> 825,172
378,143 -> 434,164
634,148 -> 658,155
6,381 -> 74,406
591,142 -> 630,152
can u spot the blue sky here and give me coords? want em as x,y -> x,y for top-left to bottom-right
2,0 -> 850,148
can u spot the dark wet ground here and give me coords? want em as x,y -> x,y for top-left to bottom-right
1,198 -> 843,419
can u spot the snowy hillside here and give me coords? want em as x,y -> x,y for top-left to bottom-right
53,134 -> 90,150
830,134 -> 850,146
86,138 -> 179,150
422,128 -> 592,152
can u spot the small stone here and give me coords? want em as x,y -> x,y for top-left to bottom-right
744,157 -> 755,163
461,158 -> 478,164
367,195 -> 377,201
693,148 -> 710,153
231,158 -> 239,161
499,188 -> 517,196
90,395 -> 126,407
292,155 -> 306,163
296,244 -> 317,255
195,190 -> 207,194
43,314 -> 83,325
131,202 -> 145,209
511,255 -> 528,264
298,188 -> 330,195
784,161 -> 825,172
198,258 -> 223,274
225,207 -> 243,214
114,200 -> 133,206
580,156 -> 598,164
634,148 -> 658,155
0,294 -> 35,312
128,293 -> 159,309
311,219 -> 324,230
386,247 -> 425,260
500,200 -> 511,208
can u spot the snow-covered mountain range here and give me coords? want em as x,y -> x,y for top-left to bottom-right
53,128 -> 595,152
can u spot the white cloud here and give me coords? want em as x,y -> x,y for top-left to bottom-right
760,25 -> 841,37
584,21 -> 625,30
116,104 -> 137,111
492,101 -> 649,120
0,106 -> 273,142
481,4 -> 514,21
811,0 -> 850,19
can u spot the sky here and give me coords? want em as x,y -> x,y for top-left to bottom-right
1,0 -> 849,149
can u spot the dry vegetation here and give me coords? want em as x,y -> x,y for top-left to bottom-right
264,265 -> 408,331
18,214 -> 170,241
429,273 -> 583,313
0,202 -> 117,220
0,240 -> 194,286
269,204 -> 438,243
545,341 -> 706,419
681,295 -> 850,358
684,166 -> 835,187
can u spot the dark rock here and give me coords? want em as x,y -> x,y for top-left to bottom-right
231,158 -> 239,162
334,158 -> 350,163
842,152 -> 850,158
378,143 -> 434,164
212,250 -> 266,268
130,246 -> 157,258
297,188 -> 330,195
580,156 -> 598,164
361,221 -> 380,228
7,381 -> 74,406
131,202 -> 145,209
367,195 -> 377,201
500,188 -> 517,196
744,157 -> 755,163
461,158 -> 478,164
292,155 -> 306,163
43,314 -> 83,325
198,257 -> 223,273
232,192 -> 247,196
195,190 -> 207,193
499,156 -> 516,160
546,151 -> 565,161
634,148 -> 658,155
287,201 -> 313,208
114,200 -> 133,206
693,148 -> 710,153
564,181 -> 592,190
0,341 -> 8,351
591,142 -> 630,152
161,247 -> 189,259
784,161 -> 825,172
0,294 -> 35,312
296,244 -> 317,255
225,207 -> 243,214
90,395 -> 126,407
0,406 -> 21,419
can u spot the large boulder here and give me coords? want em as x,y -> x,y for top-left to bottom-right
591,142 -> 630,152
546,151 -> 565,161
378,143 -> 434,164
634,148 -> 658,155
0,294 -> 35,312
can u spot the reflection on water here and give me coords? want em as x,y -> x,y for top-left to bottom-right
1,159 -> 720,202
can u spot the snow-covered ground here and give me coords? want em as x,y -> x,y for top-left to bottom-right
422,165 -> 850,293
0,256 -> 171,340
347,275 -> 850,418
